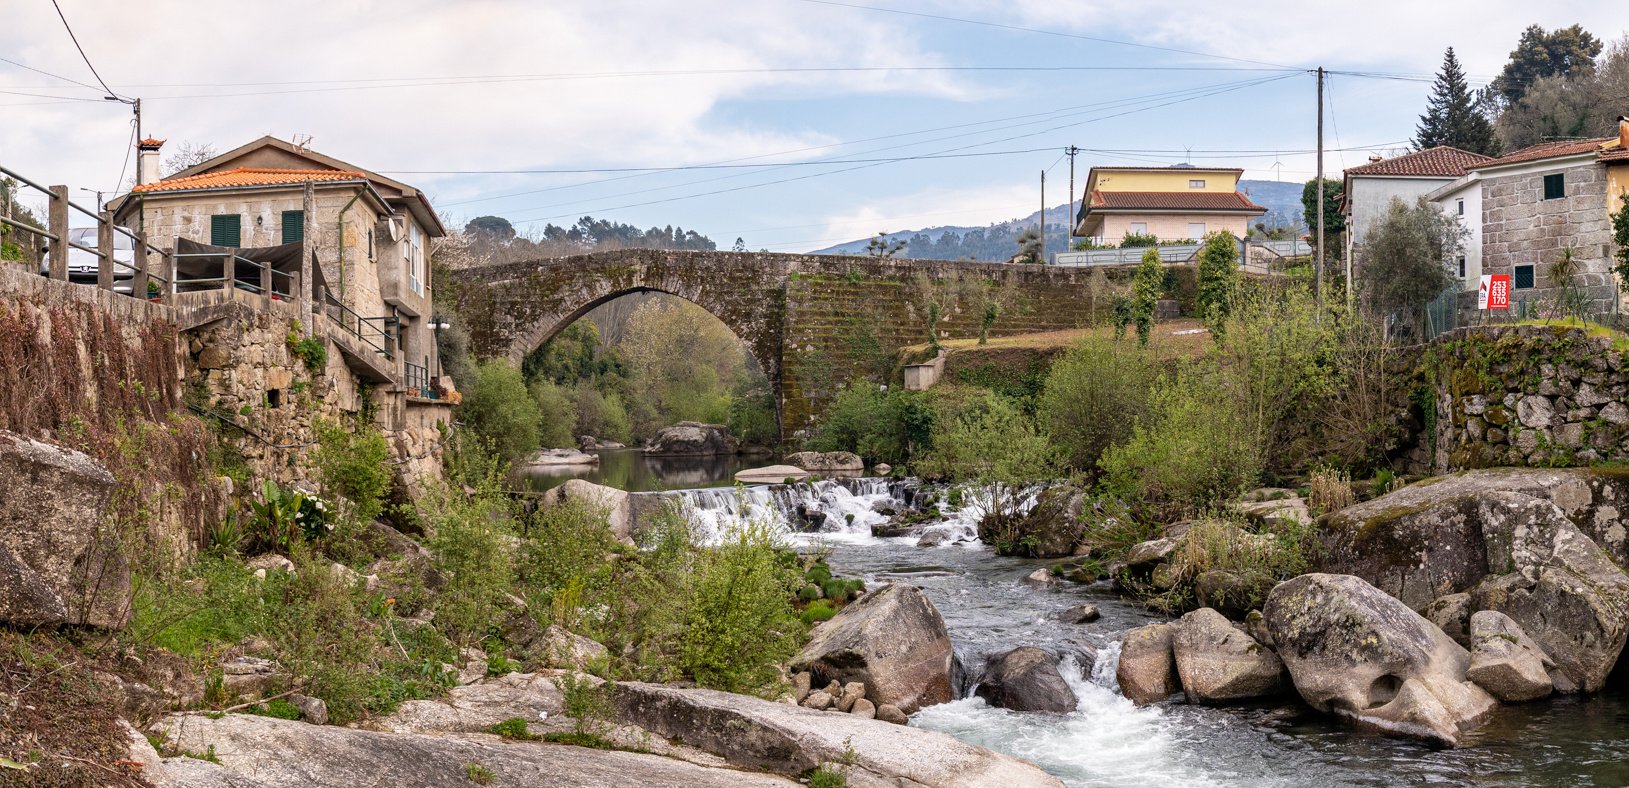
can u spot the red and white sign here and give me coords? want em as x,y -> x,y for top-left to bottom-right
1479,274 -> 1511,311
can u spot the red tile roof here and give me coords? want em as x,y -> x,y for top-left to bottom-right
1596,145 -> 1629,163
131,167 -> 367,193
1468,138 -> 1614,170
137,138 -> 165,148
1344,146 -> 1492,177
1087,190 -> 1266,212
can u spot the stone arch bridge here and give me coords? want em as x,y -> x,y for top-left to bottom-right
443,248 -> 1149,439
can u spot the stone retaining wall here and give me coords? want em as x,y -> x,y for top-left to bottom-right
1423,324 -> 1629,472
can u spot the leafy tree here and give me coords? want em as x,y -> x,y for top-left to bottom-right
1415,48 -> 1499,156
457,361 -> 542,463
1492,24 -> 1602,106
465,215 -> 517,243
1495,38 -> 1629,151
1359,196 -> 1464,335
1195,231 -> 1241,334
1037,335 -> 1154,472
1130,248 -> 1163,346
1013,227 -> 1043,263
732,237 -> 747,252
1611,196 -> 1629,294
1301,178 -> 1346,241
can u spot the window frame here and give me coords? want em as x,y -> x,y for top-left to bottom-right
1457,256 -> 1466,279
407,223 -> 424,295
1514,264 -> 1536,289
210,214 -> 241,247
1187,222 -> 1207,239
1543,173 -> 1566,201
1128,222 -> 1149,235
1188,179 -> 1206,189
1456,199 -> 1465,216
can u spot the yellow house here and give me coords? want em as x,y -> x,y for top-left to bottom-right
1072,165 -> 1265,246
1075,167 -> 1264,247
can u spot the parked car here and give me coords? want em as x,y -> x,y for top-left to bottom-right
39,226 -> 137,294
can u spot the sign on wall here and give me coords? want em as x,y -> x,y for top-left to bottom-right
1478,274 -> 1511,311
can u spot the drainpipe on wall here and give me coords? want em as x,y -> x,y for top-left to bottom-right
336,188 -> 365,304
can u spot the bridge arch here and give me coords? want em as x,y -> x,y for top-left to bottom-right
444,248 -> 1136,439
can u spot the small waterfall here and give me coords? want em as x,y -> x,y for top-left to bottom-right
664,478 -> 909,544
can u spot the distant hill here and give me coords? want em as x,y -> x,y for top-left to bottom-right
809,179 -> 1307,261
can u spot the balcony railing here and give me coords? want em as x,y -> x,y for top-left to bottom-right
317,286 -> 394,360
173,251 -> 298,298
2,163 -> 174,300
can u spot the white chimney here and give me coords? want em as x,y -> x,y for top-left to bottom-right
137,137 -> 165,186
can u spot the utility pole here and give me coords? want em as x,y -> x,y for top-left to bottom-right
1039,169 -> 1046,264
1315,67 -> 1326,315
1066,146 -> 1080,246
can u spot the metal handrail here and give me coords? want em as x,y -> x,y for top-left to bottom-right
2,163 -> 172,291
173,251 -> 295,296
320,289 -> 394,360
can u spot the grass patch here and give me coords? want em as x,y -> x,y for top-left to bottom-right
464,762 -> 495,785
487,717 -> 540,741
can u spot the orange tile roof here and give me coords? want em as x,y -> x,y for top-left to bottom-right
1087,190 -> 1266,212
1344,146 -> 1492,178
1468,138 -> 1615,170
131,167 -> 368,193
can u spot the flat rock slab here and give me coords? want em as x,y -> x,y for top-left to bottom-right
613,682 -> 1062,788
373,672 -> 565,734
151,713 -> 796,788
735,465 -> 811,483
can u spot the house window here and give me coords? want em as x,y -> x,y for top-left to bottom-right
1129,222 -> 1148,235
1188,222 -> 1206,238
1457,256 -> 1466,278
1514,264 -> 1535,289
1188,179 -> 1206,189
367,227 -> 374,260
211,214 -> 241,247
407,223 -> 423,295
1456,199 -> 1465,216
1543,173 -> 1566,200
280,210 -> 304,245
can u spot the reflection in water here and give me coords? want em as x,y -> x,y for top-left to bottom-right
514,448 -> 765,493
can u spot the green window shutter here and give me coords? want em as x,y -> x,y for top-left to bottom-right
281,210 -> 304,244
211,214 -> 241,247
1543,173 -> 1565,200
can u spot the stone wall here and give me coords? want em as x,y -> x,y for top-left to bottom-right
1421,325 -> 1629,473
1480,162 -> 1614,316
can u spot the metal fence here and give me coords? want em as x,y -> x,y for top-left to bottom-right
173,251 -> 298,298
1052,238 -> 1312,267
317,285 -> 394,360
1,164 -> 173,300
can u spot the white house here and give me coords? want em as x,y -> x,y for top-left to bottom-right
1340,146 -> 1492,280
1425,172 -> 1483,291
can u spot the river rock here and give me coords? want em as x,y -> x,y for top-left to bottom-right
792,671 -> 813,703
536,479 -> 632,544
851,697 -> 876,719
1125,538 -> 1177,573
916,529 -> 953,547
1264,574 -> 1496,747
523,447 -> 600,467
837,681 -> 866,712
1022,567 -> 1059,588
876,703 -> 908,725
1465,610 -> 1553,702
803,690 -> 834,710
783,451 -> 864,472
1170,608 -> 1285,704
1421,593 -> 1474,649
1116,623 -> 1180,705
645,422 -> 738,456
376,672 -> 566,734
612,682 -> 1062,787
528,625 -> 608,671
0,432 -> 123,629
1054,604 -> 1100,624
735,465 -> 811,483
153,712 -> 797,787
577,435 -> 625,451
979,486 -> 1088,558
790,583 -> 954,714
874,463 -> 893,475
974,647 -> 1078,713
1193,570 -> 1261,619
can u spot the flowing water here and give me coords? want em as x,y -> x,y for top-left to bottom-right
663,478 -> 1629,788
514,448 -> 766,493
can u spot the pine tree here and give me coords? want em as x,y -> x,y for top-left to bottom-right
1415,48 -> 1499,156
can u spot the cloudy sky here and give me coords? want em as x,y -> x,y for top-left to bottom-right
2,1 -> 1625,251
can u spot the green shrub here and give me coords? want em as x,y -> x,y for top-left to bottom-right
800,600 -> 837,625
422,482 -> 517,647
487,717 -> 539,741
465,763 -> 496,785
1037,335 -> 1155,472
675,518 -> 804,695
457,361 -> 543,463
803,384 -> 934,466
286,332 -> 328,372
573,381 -> 632,444
797,585 -> 822,601
809,767 -> 848,788
820,579 -> 850,603
1099,360 -> 1261,517
313,418 -> 394,525
1129,248 -> 1163,346
530,380 -> 579,449
1195,231 -> 1240,334
249,698 -> 302,720
247,480 -> 332,553
518,498 -> 621,632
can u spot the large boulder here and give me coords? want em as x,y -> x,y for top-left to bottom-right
1115,623 -> 1180,705
152,712 -> 797,787
1318,468 -> 1629,607
974,647 -> 1078,713
790,583 -> 953,714
783,451 -> 864,473
978,486 -> 1085,558
1264,574 -> 1496,747
613,682 -> 1063,787
1465,611 -> 1553,702
644,422 -> 738,456
0,432 -> 124,629
536,479 -> 631,544
1465,499 -> 1629,693
1170,608 -> 1286,704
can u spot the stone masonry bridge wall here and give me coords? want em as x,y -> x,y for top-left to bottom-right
443,249 -> 1145,437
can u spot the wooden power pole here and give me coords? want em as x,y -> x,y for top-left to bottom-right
1039,169 -> 1046,264
1315,67 -> 1326,314
1066,146 -> 1079,247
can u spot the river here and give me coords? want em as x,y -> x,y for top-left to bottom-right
660,478 -> 1629,788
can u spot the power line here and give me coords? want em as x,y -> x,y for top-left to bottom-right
0,54 -> 103,92
49,0 -> 124,100
792,0 -> 1299,70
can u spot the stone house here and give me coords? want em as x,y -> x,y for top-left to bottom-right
1464,129 -> 1625,317
1072,166 -> 1266,246
1339,146 -> 1492,283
